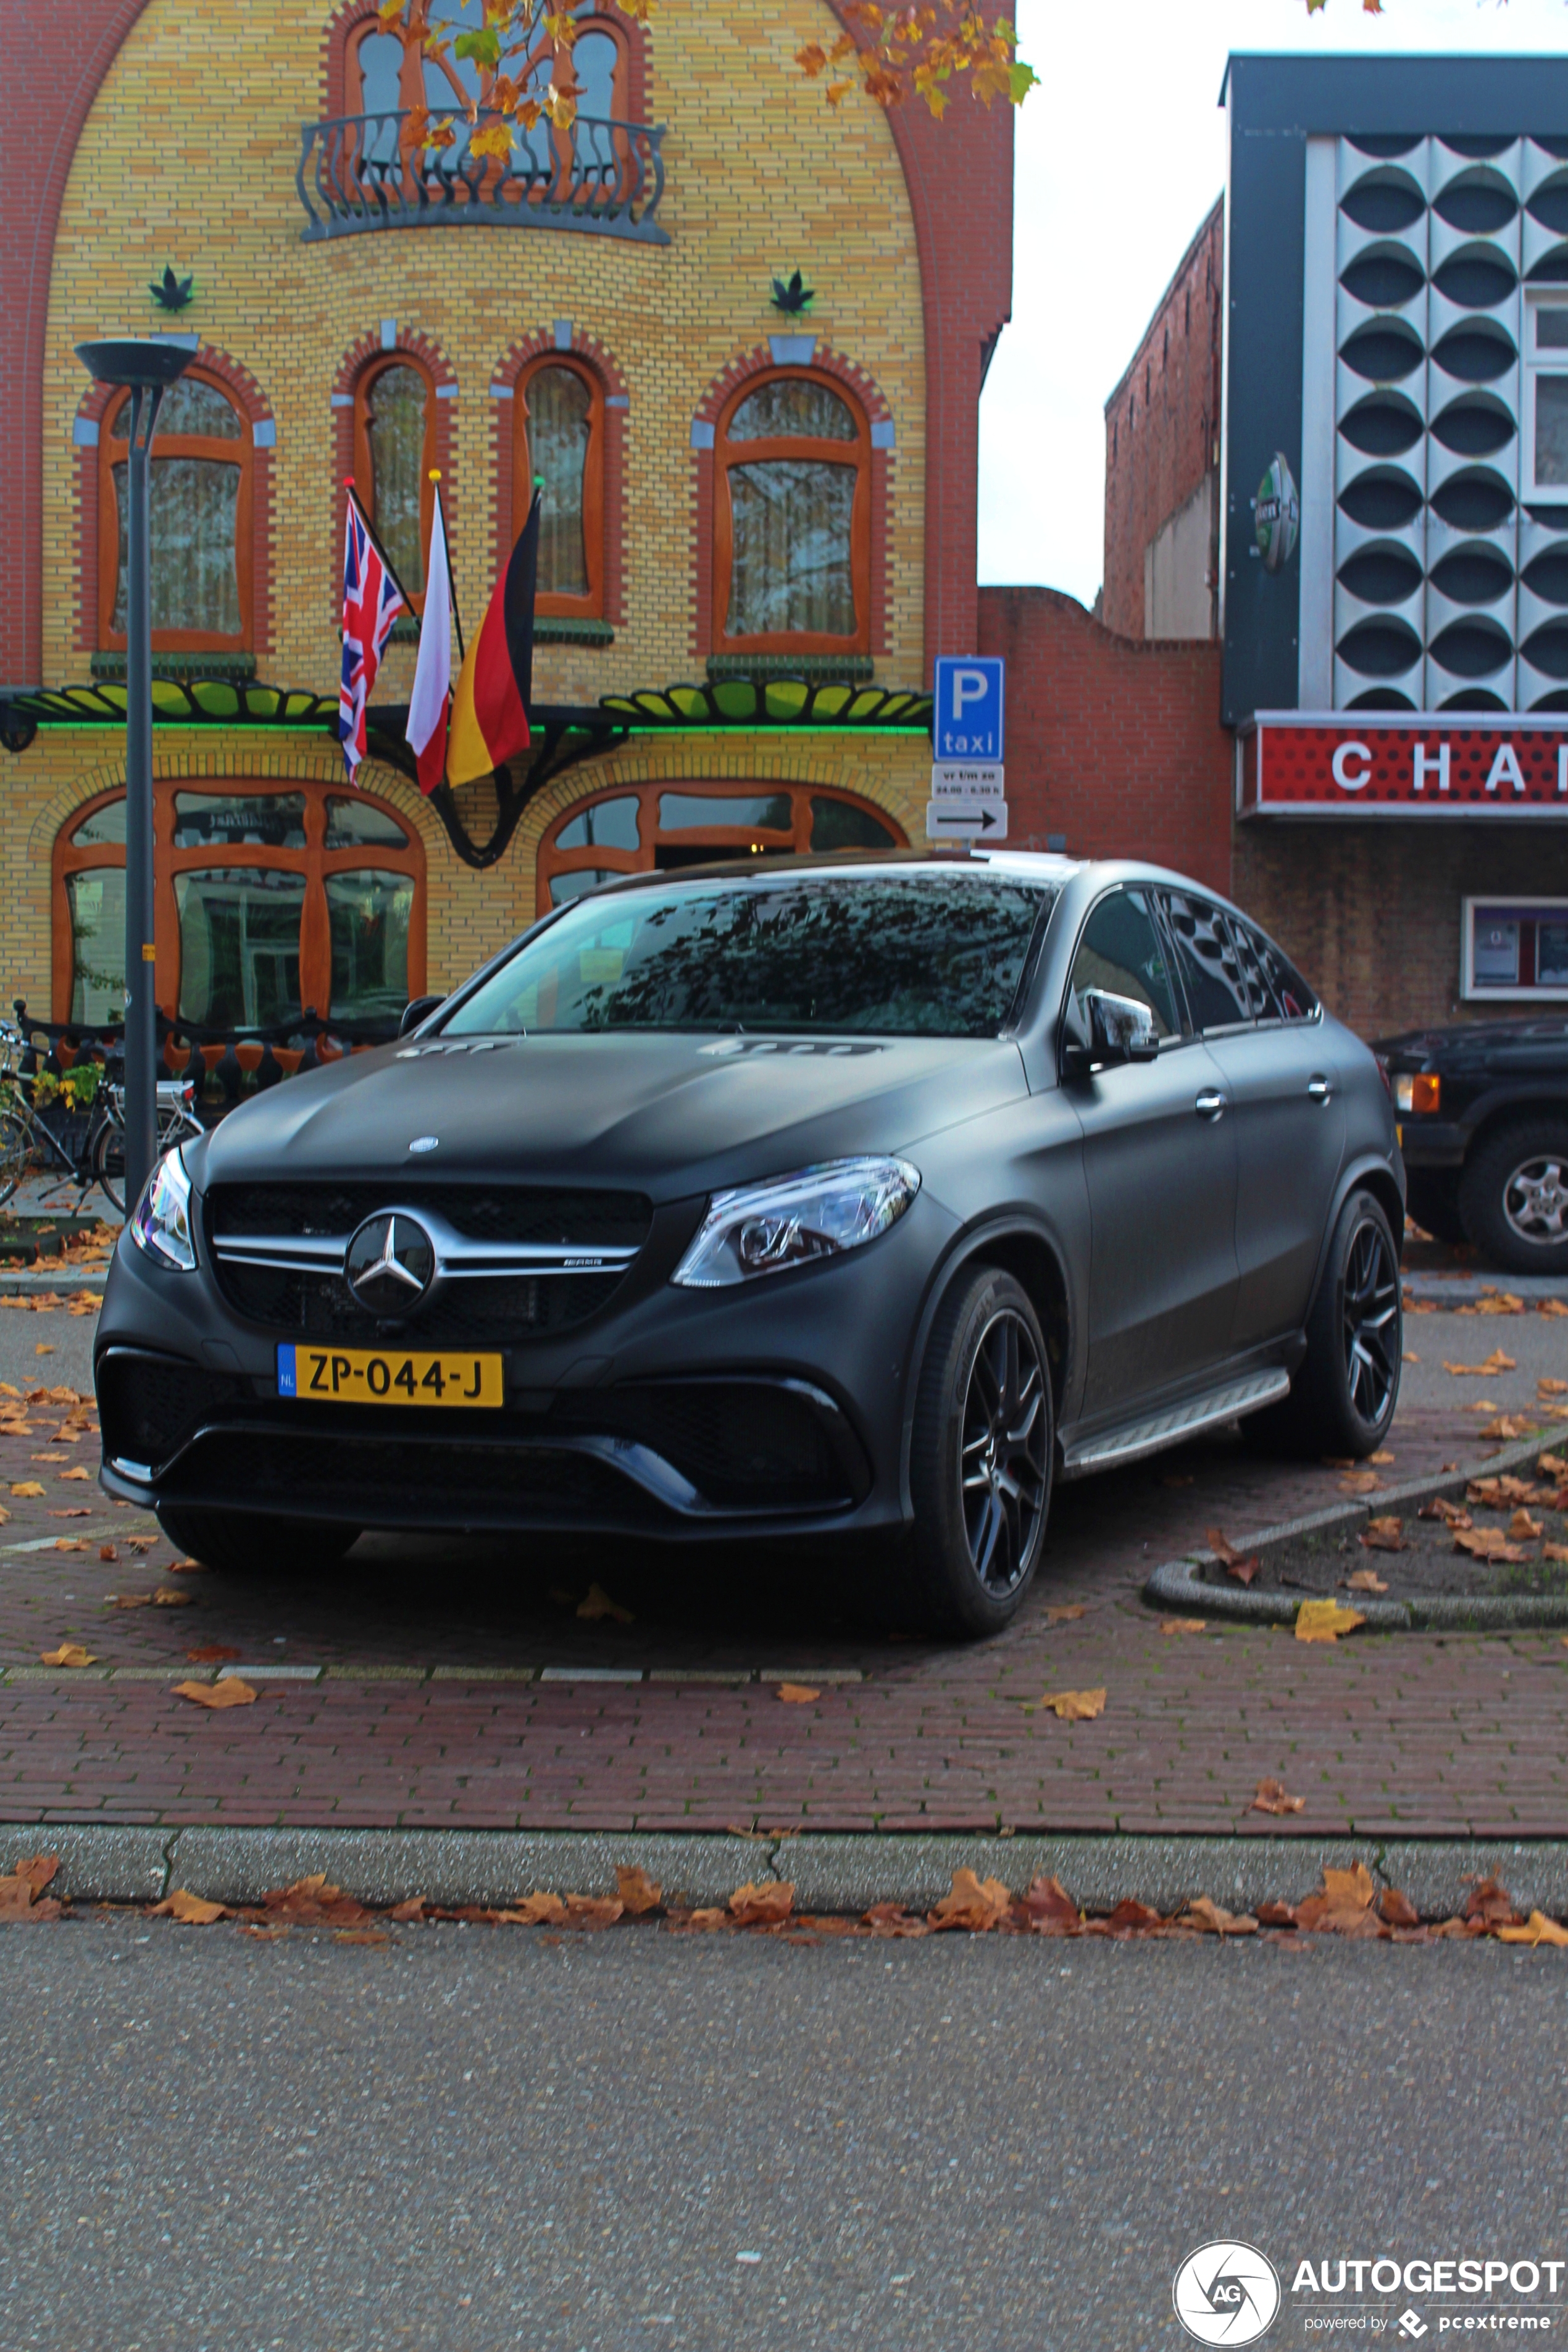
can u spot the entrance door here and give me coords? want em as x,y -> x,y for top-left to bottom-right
1064,886 -> 1240,1422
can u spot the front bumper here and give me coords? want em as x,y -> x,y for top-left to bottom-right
94,1190 -> 951,1541
1395,1119 -> 1467,1170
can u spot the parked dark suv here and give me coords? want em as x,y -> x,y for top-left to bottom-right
1375,1017 -> 1568,1274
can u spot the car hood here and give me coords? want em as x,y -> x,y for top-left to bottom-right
1374,1017 -> 1568,1069
196,1031 -> 1030,1203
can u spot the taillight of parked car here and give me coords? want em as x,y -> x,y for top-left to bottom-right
1394,1072 -> 1440,1114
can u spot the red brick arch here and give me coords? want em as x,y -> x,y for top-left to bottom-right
72,341 -> 277,659
688,343 -> 894,662
490,327 -> 630,625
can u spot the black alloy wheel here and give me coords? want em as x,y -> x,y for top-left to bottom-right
959,1307 -> 1051,1599
1340,1210 -> 1401,1428
908,1266 -> 1054,1636
1460,1119 -> 1568,1275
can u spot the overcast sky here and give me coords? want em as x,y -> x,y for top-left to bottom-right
976,0 -> 1568,608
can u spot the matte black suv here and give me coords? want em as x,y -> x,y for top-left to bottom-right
1376,1017 -> 1568,1274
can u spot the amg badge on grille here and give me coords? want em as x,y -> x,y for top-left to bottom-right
344,1214 -> 436,1317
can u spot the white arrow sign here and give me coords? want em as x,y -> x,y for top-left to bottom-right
926,800 -> 1009,840
931,762 -> 1005,799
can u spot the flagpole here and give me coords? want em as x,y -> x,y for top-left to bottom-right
341,477 -> 421,625
432,469 -> 464,662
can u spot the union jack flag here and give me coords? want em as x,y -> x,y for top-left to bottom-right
338,497 -> 406,779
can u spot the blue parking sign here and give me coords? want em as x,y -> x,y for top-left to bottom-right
933,657 -> 1004,763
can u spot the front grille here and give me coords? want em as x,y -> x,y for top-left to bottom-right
98,1351 -> 244,1470
208,1183 -> 653,1250
213,1264 -> 623,1342
165,1428 -> 669,1527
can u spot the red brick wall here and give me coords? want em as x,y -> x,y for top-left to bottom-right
1,0 -> 154,690
1101,198 -> 1223,642
978,586 -> 1232,895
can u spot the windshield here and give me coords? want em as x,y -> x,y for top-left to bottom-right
443,872 -> 1057,1039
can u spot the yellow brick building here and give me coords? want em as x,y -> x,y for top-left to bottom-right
2,0 -> 1012,1043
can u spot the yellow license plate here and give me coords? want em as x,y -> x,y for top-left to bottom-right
277,1343 -> 504,1409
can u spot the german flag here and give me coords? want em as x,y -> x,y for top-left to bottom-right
446,490 -> 540,788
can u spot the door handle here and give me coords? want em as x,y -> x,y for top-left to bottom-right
1307,1075 -> 1332,1103
1194,1090 -> 1226,1120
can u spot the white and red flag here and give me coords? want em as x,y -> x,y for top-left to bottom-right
337,493 -> 406,780
405,481 -> 452,797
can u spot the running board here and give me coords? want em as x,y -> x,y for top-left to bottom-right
1059,1367 -> 1293,1480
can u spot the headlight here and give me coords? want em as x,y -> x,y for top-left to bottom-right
1395,1074 -> 1440,1114
130,1149 -> 196,1272
670,1157 -> 920,1289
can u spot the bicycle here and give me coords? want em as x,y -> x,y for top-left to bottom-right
0,1018 -> 202,1212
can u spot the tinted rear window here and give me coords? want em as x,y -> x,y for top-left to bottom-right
445,874 -> 1057,1039
1160,891 -> 1252,1032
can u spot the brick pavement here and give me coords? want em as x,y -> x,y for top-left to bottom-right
1,1321 -> 1567,1837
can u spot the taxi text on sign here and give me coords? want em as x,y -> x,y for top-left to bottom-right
933,658 -> 1004,763
1244,715 -> 1568,814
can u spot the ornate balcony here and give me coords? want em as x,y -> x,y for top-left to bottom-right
296,107 -> 669,244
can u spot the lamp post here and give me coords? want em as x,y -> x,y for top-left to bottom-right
75,338 -> 191,1212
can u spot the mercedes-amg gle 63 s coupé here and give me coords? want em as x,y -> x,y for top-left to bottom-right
98,853 -> 1404,1635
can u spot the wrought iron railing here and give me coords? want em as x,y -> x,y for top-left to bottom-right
11,1003 -> 402,1128
297,107 -> 669,243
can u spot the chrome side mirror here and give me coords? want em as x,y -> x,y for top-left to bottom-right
1064,988 -> 1162,1074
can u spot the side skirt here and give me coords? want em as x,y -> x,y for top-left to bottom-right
1057,1366 -> 1293,1481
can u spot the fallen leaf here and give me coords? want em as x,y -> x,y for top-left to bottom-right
1368,1450 -> 1395,1464
1360,1516 -> 1407,1554
1481,1417 -> 1533,1441
33,1344 -> 52,1356
40,1643 -> 96,1667
564,1895 -> 623,1930
1042,1603 -> 1088,1624
729,1880 -> 794,1926
98,1545 -> 115,1562
1345,1567 -> 1389,1594
172,1677 -> 255,1709
0,1853 -> 64,1921
1539,1299 -> 1568,1319
861,1901 -> 932,1938
152,1587 -> 194,1608
575,1582 -> 633,1624
615,1865 -> 662,1916
1159,1617 -> 1209,1636
333,1929 -> 390,1946
1206,1527 -> 1253,1567
52,1539 -> 86,1553
1251,1777 -> 1305,1816
1097,1898 -> 1166,1937
1402,1352 -> 1420,1365
1454,1527 -> 1527,1563
1339,1470 -> 1381,1495
1539,1382 -> 1568,1399
497,1893 -> 568,1925
1320,1457 -> 1356,1470
388,1898 -> 427,1922
1296,1864 -> 1379,1932
1017,1874 -> 1080,1932
1537,1451 -> 1568,1475
10,1481 -> 43,1497
1469,1400 -> 1501,1412
30,1453 -> 66,1463
1420,1496 -> 1472,1527
185,1643 -> 241,1663
1496,1910 -> 1568,1947
48,1509 -> 90,1519
1182,1896 -> 1257,1936
149,1888 -> 228,1925
1467,1475 -> 1541,1505
1295,1599 -> 1366,1643
928,1868 -> 1011,1932
1443,1351 -> 1517,1376
1224,1557 -> 1260,1586
774,1683 -> 820,1704
58,1466 -> 89,1481
109,1593 -> 151,1610
261,1875 -> 375,1928
1545,1544 -> 1568,1564
1464,1877 -> 1522,1929
667,1908 -> 728,1933
1256,1900 -> 1298,1929
1380,1887 -> 1421,1928
1509,1509 -> 1545,1541
1031,1687 -> 1106,1720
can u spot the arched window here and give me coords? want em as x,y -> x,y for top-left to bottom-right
54,778 -> 425,1028
515,354 -> 604,617
538,780 -> 904,910
714,372 -> 870,656
353,354 -> 435,603
98,369 -> 252,654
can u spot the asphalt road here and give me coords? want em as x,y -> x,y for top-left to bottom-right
3,1920 -> 1565,2351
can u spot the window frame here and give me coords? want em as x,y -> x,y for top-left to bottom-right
536,780 -> 906,910
53,777 -> 427,1026
1155,889 -> 1256,1040
1061,885 -> 1192,1061
712,367 -> 872,657
97,366 -> 254,656
515,352 -> 605,619
1462,893 -> 1568,1001
1525,292 -> 1568,504
352,352 -> 437,612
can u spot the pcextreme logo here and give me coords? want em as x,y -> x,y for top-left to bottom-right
1174,2242 -> 1283,2345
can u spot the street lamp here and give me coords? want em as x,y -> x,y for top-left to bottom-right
75,338 -> 191,1214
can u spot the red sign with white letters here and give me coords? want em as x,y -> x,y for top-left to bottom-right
1240,714 -> 1568,815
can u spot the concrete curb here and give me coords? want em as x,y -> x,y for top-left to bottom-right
9,1825 -> 1568,1920
1145,1430 -> 1568,1629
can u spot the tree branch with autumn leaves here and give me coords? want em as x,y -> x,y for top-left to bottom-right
378,0 -> 1037,156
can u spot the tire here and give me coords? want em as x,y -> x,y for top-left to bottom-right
93,1118 -> 127,1214
156,1506 -> 361,1577
1404,1170 -> 1467,1249
1459,1119 -> 1568,1277
0,1107 -> 32,1209
906,1266 -> 1054,1638
1254,1188 -> 1401,1458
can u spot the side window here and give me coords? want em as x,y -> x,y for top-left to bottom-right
1160,891 -> 1252,1032
1068,888 -> 1180,1040
1230,914 -> 1320,1024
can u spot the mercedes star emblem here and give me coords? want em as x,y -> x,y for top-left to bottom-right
344,1212 -> 436,1318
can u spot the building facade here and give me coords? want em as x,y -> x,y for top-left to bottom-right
1098,52 -> 1568,1038
0,0 -> 1011,1038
